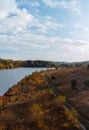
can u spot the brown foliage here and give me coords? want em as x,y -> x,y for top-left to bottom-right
0,71 -> 81,130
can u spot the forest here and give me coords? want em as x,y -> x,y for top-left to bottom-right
0,58 -> 57,69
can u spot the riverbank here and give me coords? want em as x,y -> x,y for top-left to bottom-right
0,67 -> 47,95
0,69 -> 81,130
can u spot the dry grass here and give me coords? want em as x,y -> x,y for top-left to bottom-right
47,66 -> 89,120
0,70 -> 81,130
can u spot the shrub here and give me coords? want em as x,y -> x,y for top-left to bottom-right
54,96 -> 65,104
51,75 -> 56,80
65,109 -> 80,129
87,65 -> 89,69
71,79 -> 77,90
0,99 -> 3,107
84,78 -> 89,87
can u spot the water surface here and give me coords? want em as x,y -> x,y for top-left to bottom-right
0,67 -> 47,95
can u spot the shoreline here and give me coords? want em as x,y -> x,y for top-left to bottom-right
0,67 -> 48,96
0,66 -> 55,70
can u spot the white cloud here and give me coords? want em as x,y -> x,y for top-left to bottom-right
1,30 -> 89,53
17,0 -> 40,7
0,15 -> 62,35
0,0 -> 89,62
0,0 -> 17,19
42,0 -> 81,14
1,29 -> 89,61
0,9 -> 34,34
74,22 -> 81,28
74,22 -> 89,31
0,0 -> 64,58
33,16 -> 63,33
26,1 -> 40,7
0,0 -> 62,35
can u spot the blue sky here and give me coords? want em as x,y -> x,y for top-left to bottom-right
0,0 -> 89,62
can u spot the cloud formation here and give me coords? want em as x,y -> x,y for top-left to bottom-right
42,0 -> 81,14
0,0 -> 89,61
18,0 -> 40,7
0,0 -> 17,19
0,0 -> 62,34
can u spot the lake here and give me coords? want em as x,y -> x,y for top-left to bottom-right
0,67 -> 47,95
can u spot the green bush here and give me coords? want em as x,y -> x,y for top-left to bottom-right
84,78 -> 89,87
51,75 -> 56,80
71,79 -> 77,90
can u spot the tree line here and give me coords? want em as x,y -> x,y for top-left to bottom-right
0,58 -> 57,69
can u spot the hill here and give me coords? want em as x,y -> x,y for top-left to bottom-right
0,70 -> 81,130
47,66 -> 89,121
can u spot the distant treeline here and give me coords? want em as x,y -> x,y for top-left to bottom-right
55,61 -> 89,68
0,58 -> 57,69
0,58 -> 88,69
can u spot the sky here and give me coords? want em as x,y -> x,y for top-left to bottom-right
0,0 -> 89,62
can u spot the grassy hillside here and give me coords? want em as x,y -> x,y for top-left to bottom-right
47,66 -> 89,121
0,70 -> 81,130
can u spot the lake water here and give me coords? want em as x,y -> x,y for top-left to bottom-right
0,68 -> 47,95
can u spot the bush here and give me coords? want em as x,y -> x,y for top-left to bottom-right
51,75 -> 56,80
71,79 -> 77,90
84,78 -> 89,87
87,65 -> 89,69
54,96 -> 65,104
